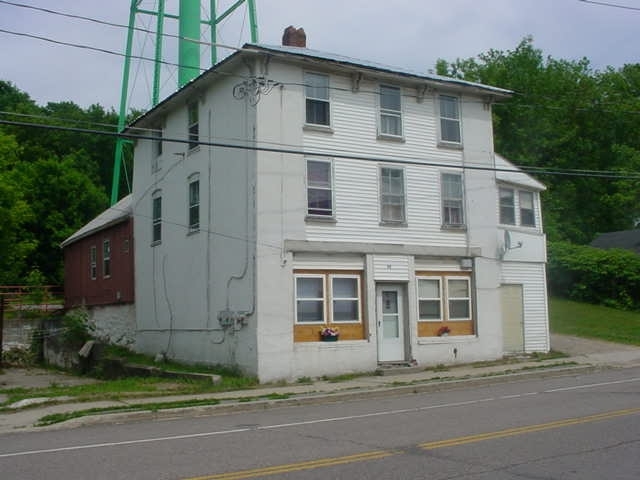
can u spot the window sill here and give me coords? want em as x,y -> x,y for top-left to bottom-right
441,224 -> 467,232
499,225 -> 542,234
417,335 -> 477,345
379,220 -> 408,227
303,124 -> 334,134
305,215 -> 337,224
187,146 -> 200,155
437,141 -> 463,150
151,240 -> 161,247
377,133 -> 405,143
187,229 -> 200,236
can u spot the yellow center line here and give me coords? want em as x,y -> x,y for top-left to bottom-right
183,407 -> 640,480
420,406 -> 640,450
185,450 -> 396,480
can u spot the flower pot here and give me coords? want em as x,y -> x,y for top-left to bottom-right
321,335 -> 338,342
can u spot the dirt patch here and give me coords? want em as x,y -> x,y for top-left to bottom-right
551,333 -> 640,356
0,367 -> 100,390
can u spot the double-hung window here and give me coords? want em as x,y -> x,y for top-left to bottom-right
294,272 -> 364,341
188,175 -> 200,232
499,187 -> 536,227
439,95 -> 461,144
152,190 -> 162,244
305,72 -> 330,126
379,85 -> 402,137
102,239 -> 111,278
380,167 -> 406,223
418,278 -> 441,321
499,187 -> 516,225
295,275 -> 325,323
417,274 -> 473,336
89,246 -> 97,280
441,173 -> 464,226
188,102 -> 199,150
306,159 -> 333,217
447,278 -> 471,319
519,191 -> 535,226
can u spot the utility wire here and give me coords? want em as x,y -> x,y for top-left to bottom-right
0,0 -> 244,52
578,0 -> 640,12
1,117 -> 639,180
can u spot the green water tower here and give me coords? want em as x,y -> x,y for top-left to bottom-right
111,0 -> 259,205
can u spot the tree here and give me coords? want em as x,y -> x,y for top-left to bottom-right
436,38 -> 640,243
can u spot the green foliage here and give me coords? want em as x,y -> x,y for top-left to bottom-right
61,308 -> 92,347
548,241 -> 640,310
0,81 -> 117,284
549,297 -> 640,345
437,38 -> 640,244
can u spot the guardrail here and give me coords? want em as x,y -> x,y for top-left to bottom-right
0,285 -> 63,313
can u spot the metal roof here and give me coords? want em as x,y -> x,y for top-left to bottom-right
60,194 -> 132,248
495,154 -> 546,191
246,44 -> 513,96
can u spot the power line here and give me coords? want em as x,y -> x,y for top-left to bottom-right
0,0 -> 243,53
579,0 -> 640,12
1,117 -> 639,180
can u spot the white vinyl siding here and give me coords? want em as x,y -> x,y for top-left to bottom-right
501,263 -> 549,352
303,74 -> 462,161
305,159 -> 468,247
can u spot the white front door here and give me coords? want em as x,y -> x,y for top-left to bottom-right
376,285 -> 405,362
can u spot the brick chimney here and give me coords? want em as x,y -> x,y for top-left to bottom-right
282,26 -> 306,48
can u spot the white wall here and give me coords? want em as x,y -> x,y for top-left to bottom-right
132,66 -> 259,375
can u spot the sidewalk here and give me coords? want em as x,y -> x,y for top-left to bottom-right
1,334 -> 639,434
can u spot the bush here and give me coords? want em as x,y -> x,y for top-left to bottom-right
61,308 -> 92,347
547,241 -> 640,310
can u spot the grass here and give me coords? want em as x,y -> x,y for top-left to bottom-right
549,297 -> 640,345
35,398 -> 222,426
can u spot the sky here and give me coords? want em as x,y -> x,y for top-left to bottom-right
1,0 -> 638,112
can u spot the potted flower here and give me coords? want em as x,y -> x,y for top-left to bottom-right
320,327 -> 339,342
436,325 -> 451,337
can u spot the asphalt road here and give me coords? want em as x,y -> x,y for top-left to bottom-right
1,367 -> 639,479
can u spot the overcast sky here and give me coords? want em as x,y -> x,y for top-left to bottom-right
1,0 -> 638,112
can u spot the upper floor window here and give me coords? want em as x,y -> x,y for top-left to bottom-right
305,72 -> 330,126
380,167 -> 406,223
188,102 -> 199,150
499,187 -> 536,227
499,187 -> 516,225
441,173 -> 464,226
102,239 -> 111,278
439,95 -> 461,144
152,125 -> 162,161
152,190 -> 162,244
519,191 -> 535,227
306,159 -> 333,216
188,175 -> 200,232
379,85 -> 402,137
89,245 -> 97,280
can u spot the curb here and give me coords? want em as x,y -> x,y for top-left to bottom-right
27,363 -> 601,432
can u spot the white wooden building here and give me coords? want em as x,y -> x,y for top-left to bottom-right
128,32 -> 549,381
